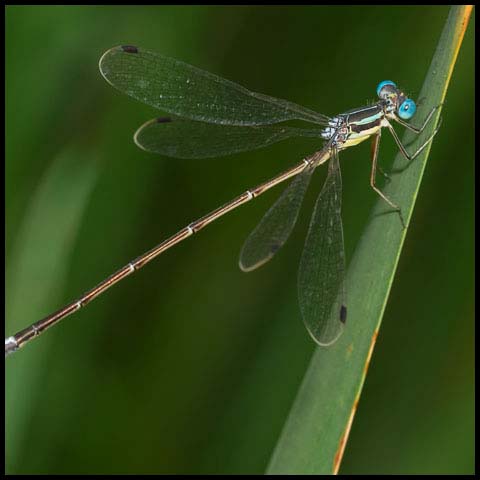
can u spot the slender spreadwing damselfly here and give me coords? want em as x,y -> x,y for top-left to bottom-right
5,45 -> 440,357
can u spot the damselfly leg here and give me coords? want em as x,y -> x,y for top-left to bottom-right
369,130 -> 406,227
368,104 -> 441,227
388,117 -> 442,162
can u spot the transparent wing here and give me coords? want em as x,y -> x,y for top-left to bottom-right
298,147 -> 346,346
99,45 -> 330,127
134,116 -> 324,159
239,165 -> 314,272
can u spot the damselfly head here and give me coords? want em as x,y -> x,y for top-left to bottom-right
376,80 -> 416,120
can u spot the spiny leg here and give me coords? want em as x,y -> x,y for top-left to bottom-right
393,104 -> 441,134
374,105 -> 441,179
370,131 -> 406,227
387,116 -> 442,163
370,131 -> 391,182
393,104 -> 441,153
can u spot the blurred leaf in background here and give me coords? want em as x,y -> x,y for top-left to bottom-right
5,5 -> 473,474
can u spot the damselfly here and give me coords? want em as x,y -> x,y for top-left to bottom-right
5,45 -> 440,356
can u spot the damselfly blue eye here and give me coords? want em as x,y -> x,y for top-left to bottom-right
376,80 -> 396,97
398,98 -> 416,120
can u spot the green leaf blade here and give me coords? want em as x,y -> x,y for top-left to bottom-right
267,5 -> 473,475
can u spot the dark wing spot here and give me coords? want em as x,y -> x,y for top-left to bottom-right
269,243 -> 281,254
156,117 -> 172,123
340,305 -> 347,324
121,45 -> 139,54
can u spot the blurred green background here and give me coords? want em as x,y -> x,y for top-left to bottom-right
5,5 -> 474,475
